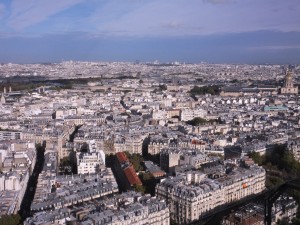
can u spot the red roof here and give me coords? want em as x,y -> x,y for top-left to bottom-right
191,139 -> 205,145
124,166 -> 142,186
116,152 -> 128,164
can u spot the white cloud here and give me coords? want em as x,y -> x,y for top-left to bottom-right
92,0 -> 300,37
90,0 -> 204,37
8,0 -> 86,30
3,0 -> 300,37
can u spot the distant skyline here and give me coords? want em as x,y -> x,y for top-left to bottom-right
0,0 -> 300,64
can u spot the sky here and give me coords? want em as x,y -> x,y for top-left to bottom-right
0,0 -> 300,64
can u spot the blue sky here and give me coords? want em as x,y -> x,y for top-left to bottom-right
0,0 -> 300,63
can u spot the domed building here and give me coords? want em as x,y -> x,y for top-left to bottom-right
281,70 -> 298,94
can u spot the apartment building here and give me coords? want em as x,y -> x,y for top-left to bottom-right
156,163 -> 265,224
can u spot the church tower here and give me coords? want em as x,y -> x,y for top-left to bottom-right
281,70 -> 298,94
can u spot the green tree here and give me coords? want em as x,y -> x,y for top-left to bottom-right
248,144 -> 300,189
190,85 -> 220,96
134,184 -> 146,194
124,152 -> 144,172
247,152 -> 264,166
138,172 -> 158,196
0,214 -> 22,225
158,84 -> 167,91
186,117 -> 209,126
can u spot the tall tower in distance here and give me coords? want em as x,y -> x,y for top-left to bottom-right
281,70 -> 298,94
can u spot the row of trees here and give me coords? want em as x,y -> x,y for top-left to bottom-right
190,85 -> 220,96
152,84 -> 167,93
186,117 -> 219,126
248,144 -> 300,185
186,117 -> 209,126
0,77 -> 100,92
248,145 -> 300,224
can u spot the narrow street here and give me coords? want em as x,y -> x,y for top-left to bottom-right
19,142 -> 46,220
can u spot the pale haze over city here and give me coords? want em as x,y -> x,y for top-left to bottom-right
0,0 -> 300,63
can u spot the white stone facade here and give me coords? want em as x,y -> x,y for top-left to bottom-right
156,166 -> 266,224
